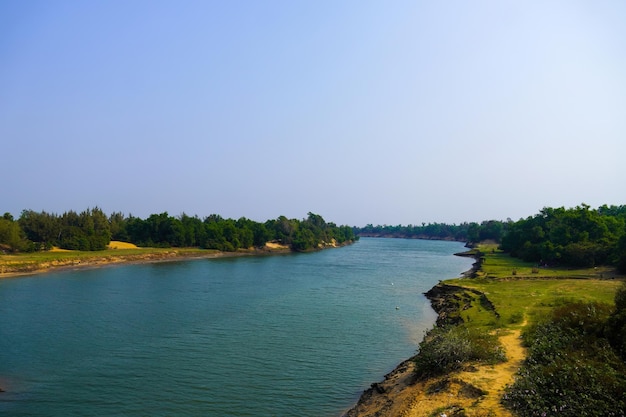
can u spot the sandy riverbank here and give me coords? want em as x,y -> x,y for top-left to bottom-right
0,242 -> 292,279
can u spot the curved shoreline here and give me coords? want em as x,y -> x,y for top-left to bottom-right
0,246 -> 293,279
340,251 -> 483,417
0,240 -> 358,279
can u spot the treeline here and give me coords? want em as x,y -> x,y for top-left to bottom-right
356,220 -> 506,243
356,204 -> 626,272
501,204 -> 626,271
0,209 -> 356,253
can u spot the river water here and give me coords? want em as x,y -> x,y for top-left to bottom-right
0,238 -> 472,416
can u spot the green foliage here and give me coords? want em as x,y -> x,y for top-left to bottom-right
17,207 -> 111,251
5,209 -> 355,253
500,204 -> 626,269
414,325 -> 506,379
18,209 -> 61,246
606,283 -> 626,361
57,208 -> 111,251
616,234 -> 626,274
0,217 -> 29,252
355,220 -> 507,243
502,301 -> 626,416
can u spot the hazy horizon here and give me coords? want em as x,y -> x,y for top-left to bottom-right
2,1 -> 625,226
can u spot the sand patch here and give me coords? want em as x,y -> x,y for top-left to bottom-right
107,241 -> 139,249
265,241 -> 289,250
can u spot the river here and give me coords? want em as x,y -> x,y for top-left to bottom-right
0,238 -> 472,416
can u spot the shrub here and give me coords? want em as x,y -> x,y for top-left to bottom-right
414,325 -> 505,379
502,302 -> 626,416
606,283 -> 626,360
508,311 -> 524,324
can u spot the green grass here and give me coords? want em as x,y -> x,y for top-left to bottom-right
447,277 -> 623,328
474,245 -> 619,280
444,244 -> 625,328
422,245 -> 626,415
0,247 -> 222,274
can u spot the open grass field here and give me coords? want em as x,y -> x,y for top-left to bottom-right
446,243 -> 625,329
446,276 -> 623,329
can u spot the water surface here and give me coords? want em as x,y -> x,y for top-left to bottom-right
0,238 -> 472,416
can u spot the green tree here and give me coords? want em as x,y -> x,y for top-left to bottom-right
0,217 -> 28,252
292,227 -> 316,251
18,210 -> 59,250
109,212 -> 129,241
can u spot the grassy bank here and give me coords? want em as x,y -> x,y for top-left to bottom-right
344,243 -> 625,417
447,244 -> 622,327
0,242 -> 287,277
418,245 -> 625,417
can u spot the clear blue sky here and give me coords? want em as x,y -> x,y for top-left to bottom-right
2,1 -> 625,226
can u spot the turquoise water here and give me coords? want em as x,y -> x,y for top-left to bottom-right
0,238 -> 472,416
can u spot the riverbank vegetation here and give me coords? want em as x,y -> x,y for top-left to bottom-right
357,204 -> 626,273
355,219 -> 505,243
429,244 -> 626,417
0,209 -> 356,254
500,204 -> 626,271
502,299 -> 626,416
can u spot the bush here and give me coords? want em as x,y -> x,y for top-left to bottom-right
414,325 -> 506,379
606,284 -> 626,360
502,302 -> 626,416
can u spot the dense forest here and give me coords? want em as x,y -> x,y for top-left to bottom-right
500,204 -> 626,271
0,209 -> 356,253
356,204 -> 626,273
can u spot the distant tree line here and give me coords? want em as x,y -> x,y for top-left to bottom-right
4,204 -> 625,271
500,204 -> 626,271
0,209 -> 356,253
355,220 -> 506,244
355,204 -> 626,272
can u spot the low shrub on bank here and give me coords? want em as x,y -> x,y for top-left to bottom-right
414,325 -> 506,379
502,301 -> 626,416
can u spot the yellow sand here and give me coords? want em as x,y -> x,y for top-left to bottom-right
265,241 -> 289,250
107,241 -> 139,249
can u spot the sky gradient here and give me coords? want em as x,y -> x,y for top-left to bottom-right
2,1 -> 625,226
